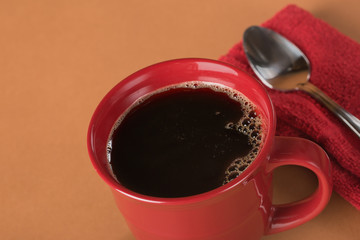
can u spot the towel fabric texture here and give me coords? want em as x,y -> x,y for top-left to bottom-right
220,5 -> 360,210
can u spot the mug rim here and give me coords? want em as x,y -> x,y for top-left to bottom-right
87,58 -> 276,205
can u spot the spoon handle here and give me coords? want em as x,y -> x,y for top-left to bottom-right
298,82 -> 360,138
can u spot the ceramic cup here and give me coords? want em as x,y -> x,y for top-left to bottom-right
87,58 -> 332,240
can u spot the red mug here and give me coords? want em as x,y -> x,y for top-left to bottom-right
87,58 -> 332,240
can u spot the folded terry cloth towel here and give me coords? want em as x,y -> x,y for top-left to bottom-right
220,4 -> 360,210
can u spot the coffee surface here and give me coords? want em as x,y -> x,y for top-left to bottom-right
108,83 -> 262,198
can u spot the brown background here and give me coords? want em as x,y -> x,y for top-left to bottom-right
1,0 -> 360,239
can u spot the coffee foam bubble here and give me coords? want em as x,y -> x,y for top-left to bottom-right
108,81 -> 264,185
223,107 -> 263,184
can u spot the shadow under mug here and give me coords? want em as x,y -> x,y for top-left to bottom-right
87,58 -> 332,240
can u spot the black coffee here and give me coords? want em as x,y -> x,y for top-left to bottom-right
108,83 -> 263,198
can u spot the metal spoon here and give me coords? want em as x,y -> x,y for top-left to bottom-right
243,26 -> 360,138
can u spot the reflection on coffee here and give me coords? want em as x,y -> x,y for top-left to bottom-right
107,82 -> 263,198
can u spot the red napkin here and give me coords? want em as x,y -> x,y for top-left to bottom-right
220,4 -> 360,210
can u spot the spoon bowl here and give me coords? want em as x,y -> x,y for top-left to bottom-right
243,26 -> 310,91
243,26 -> 360,138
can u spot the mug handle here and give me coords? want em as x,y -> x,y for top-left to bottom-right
265,136 -> 332,235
